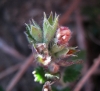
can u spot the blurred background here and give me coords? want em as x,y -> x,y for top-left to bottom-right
0,0 -> 100,91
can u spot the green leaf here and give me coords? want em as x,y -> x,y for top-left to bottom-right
25,24 -> 36,43
24,33 -> 35,43
32,19 -> 41,31
48,12 -> 53,25
43,14 -> 54,43
51,44 -> 65,53
53,13 -> 59,32
30,25 -> 42,42
55,48 -> 69,58
63,65 -> 80,82
43,13 -> 59,44
43,21 -> 53,43
32,67 -> 47,84
73,64 -> 83,71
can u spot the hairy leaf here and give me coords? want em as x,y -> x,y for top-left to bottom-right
48,12 -> 53,25
55,48 -> 69,58
43,13 -> 58,44
25,24 -> 35,43
30,25 -> 42,42
32,19 -> 41,30
51,44 -> 65,53
63,65 -> 80,82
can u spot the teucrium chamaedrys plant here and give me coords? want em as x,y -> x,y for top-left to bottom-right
25,12 -> 82,91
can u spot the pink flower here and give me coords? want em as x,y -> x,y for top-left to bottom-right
56,26 -> 72,45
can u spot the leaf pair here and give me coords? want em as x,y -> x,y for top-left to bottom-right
25,12 -> 59,44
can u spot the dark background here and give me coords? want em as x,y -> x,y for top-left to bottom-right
0,0 -> 100,91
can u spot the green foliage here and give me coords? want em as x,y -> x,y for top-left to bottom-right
32,67 -> 46,84
51,44 -> 65,54
63,65 -> 81,82
62,51 -> 84,83
48,12 -> 53,25
25,22 -> 42,43
31,19 -> 41,30
43,12 -> 59,44
30,25 -> 42,42
25,12 -> 59,45
25,12 -> 83,90
32,67 -> 60,84
55,47 -> 78,58
25,24 -> 35,43
55,48 -> 69,58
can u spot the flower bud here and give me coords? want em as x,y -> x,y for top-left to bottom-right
56,26 -> 72,45
48,62 -> 59,74
37,54 -> 51,66
35,43 -> 46,53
